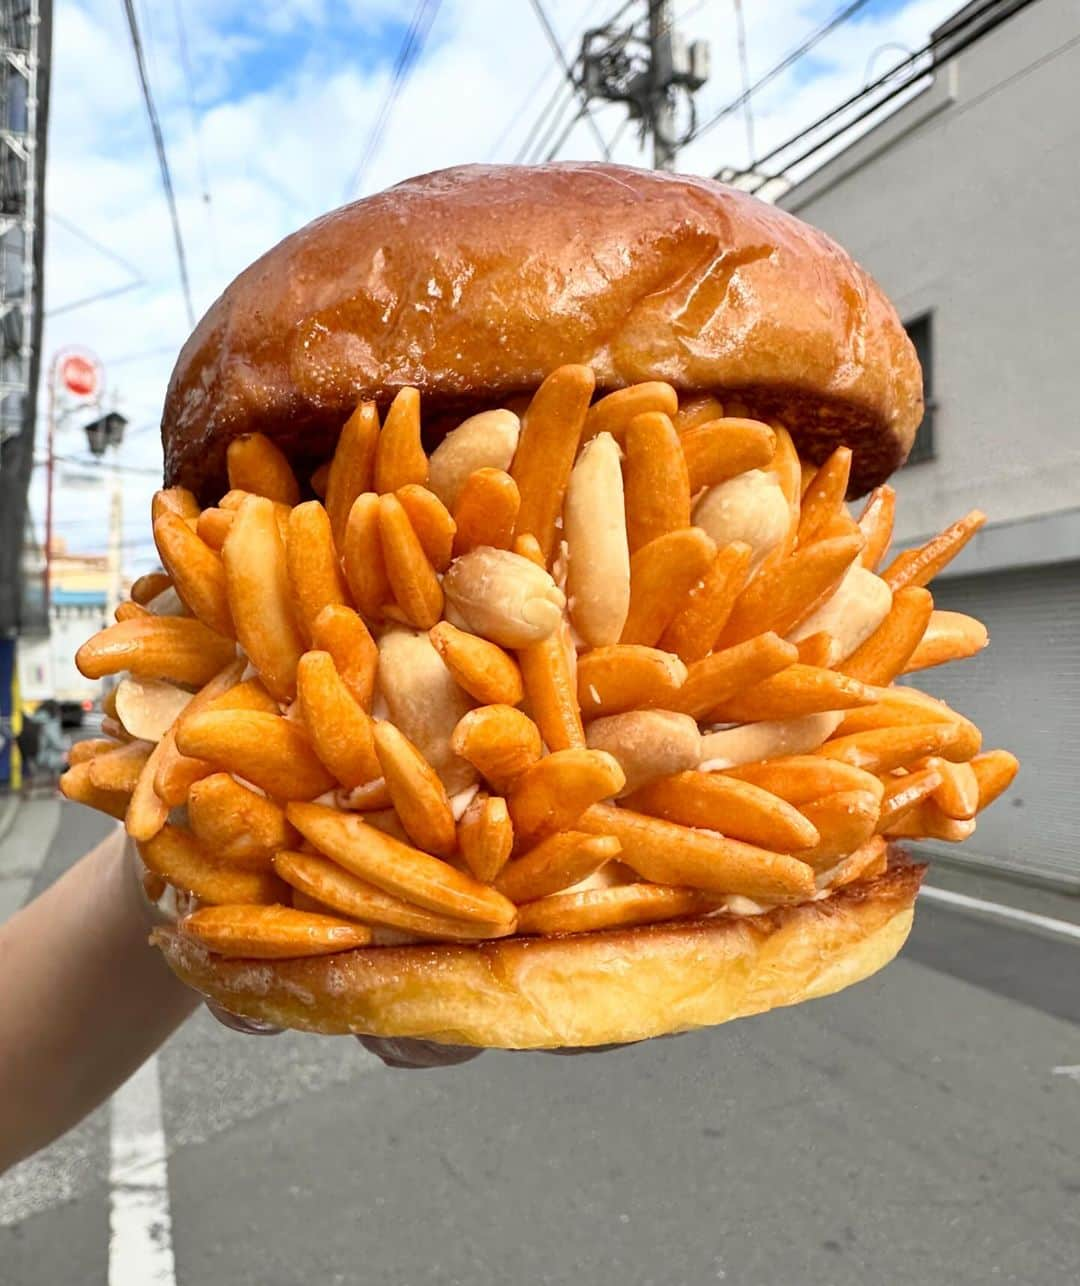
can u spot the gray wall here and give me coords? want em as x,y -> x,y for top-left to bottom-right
779,0 -> 1080,545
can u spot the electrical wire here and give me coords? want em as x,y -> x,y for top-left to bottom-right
690,0 -> 874,147
513,78 -> 576,164
46,212 -> 145,283
343,0 -> 444,199
46,281 -> 145,319
736,0 -> 1040,192
490,0 -> 610,162
525,0 -> 611,159
120,0 -> 196,328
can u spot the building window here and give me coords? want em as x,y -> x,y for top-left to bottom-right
904,312 -> 935,465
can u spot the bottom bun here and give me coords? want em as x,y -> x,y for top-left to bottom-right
152,859 -> 925,1049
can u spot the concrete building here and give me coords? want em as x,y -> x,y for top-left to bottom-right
17,539 -> 122,707
778,0 -> 1080,887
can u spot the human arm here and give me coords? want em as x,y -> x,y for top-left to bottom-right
0,827 -> 199,1172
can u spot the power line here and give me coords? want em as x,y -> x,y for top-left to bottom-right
525,0 -> 612,159
689,0 -> 873,147
46,280 -> 145,319
120,0 -> 196,328
733,0 -> 1039,192
47,211 -> 145,283
491,0 -> 610,162
343,0 -> 444,199
511,77 -> 574,164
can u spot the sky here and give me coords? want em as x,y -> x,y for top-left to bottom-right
36,0 -> 962,574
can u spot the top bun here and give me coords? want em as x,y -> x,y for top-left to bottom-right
162,162 -> 922,501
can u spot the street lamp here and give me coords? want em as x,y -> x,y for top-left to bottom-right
84,411 -> 128,455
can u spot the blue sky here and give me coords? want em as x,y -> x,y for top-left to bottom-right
37,0 -> 961,570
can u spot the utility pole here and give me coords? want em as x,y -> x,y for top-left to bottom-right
647,1 -> 676,170
580,0 -> 709,172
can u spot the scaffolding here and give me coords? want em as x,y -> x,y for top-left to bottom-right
0,0 -> 40,460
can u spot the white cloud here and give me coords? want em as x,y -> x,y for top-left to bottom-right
37,0 -> 959,573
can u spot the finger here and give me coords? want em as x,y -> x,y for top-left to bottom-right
355,1037 -> 484,1069
206,1002 -> 285,1037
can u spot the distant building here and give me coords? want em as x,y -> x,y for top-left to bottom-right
778,0 -> 1080,887
17,538 -> 124,706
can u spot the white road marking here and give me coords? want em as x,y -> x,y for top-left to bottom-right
108,1055 -> 177,1286
920,885 -> 1080,944
1051,1065 -> 1080,1082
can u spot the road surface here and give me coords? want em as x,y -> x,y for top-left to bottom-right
1,798 -> 1077,1285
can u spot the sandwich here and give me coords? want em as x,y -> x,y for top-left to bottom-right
64,163 -> 1018,1048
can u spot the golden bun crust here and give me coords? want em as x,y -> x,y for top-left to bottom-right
162,163 -> 922,501
152,860 -> 924,1049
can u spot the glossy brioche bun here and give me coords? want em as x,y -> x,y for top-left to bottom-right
152,860 -> 924,1048
162,162 -> 922,503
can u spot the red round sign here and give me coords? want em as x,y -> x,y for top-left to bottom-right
61,353 -> 99,397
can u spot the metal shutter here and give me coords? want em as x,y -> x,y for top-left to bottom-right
905,562 -> 1080,887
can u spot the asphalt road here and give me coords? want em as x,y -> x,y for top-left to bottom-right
1,798 -> 1078,1286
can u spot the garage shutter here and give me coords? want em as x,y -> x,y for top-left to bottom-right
904,562 -> 1080,887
